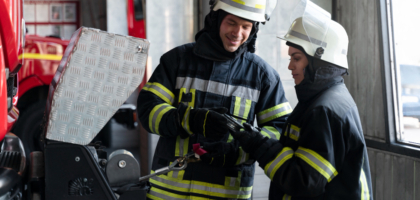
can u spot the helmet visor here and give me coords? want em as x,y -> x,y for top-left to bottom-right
302,1 -> 331,54
277,0 -> 331,55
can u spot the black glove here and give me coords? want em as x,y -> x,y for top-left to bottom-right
200,141 -> 239,167
189,107 -> 229,140
231,123 -> 267,155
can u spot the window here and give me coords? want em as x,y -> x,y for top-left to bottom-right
133,0 -> 144,21
389,0 -> 420,145
24,1 -> 79,40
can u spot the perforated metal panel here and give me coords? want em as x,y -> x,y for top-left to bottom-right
45,27 -> 149,145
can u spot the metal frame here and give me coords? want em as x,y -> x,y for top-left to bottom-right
366,0 -> 420,158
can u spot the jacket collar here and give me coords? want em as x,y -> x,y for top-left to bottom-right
295,59 -> 347,103
193,32 -> 247,62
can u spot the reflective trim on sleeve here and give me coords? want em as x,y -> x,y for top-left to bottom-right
283,194 -> 292,200
149,103 -> 175,135
181,106 -> 193,135
220,0 -> 265,14
360,169 -> 370,200
295,147 -> 338,182
149,171 -> 253,199
257,102 -> 293,124
284,124 -> 300,141
176,77 -> 260,102
143,82 -> 175,105
264,147 -> 294,180
235,147 -> 249,165
175,136 -> 189,157
261,126 -> 281,140
147,186 -> 209,200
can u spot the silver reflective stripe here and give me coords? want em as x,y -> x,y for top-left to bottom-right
176,77 -> 260,102
283,194 -> 292,200
289,30 -> 327,48
172,170 -> 179,178
182,108 -> 191,133
151,104 -> 171,133
296,149 -> 336,180
229,177 -> 236,187
220,0 -> 265,14
262,127 -> 277,139
238,97 -> 247,122
151,176 -> 252,196
360,169 -> 370,200
146,83 -> 175,104
289,127 -> 300,139
149,189 -> 184,200
266,149 -> 293,177
258,103 -> 292,122
239,149 -> 247,164
179,138 -> 185,156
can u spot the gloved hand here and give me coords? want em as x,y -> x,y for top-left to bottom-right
230,123 -> 267,154
199,141 -> 239,167
189,107 -> 229,140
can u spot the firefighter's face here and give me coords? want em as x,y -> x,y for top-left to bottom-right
219,14 -> 253,52
288,46 -> 308,85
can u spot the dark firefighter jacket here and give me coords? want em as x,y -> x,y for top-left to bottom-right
252,58 -> 373,200
136,12 -> 292,198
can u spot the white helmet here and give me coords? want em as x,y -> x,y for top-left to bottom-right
280,17 -> 349,69
276,0 -> 349,68
211,0 -> 278,22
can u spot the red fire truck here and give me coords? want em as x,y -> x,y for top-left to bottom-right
0,0 -> 25,139
14,0 -> 147,156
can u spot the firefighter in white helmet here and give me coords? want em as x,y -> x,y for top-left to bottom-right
230,14 -> 374,200
137,0 -> 291,199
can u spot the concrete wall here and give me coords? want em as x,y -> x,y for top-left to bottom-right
145,0 -> 196,168
336,0 -> 420,199
106,0 -> 127,35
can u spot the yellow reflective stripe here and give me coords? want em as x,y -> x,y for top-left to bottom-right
360,169 -> 370,200
282,194 -> 292,200
264,147 -> 294,180
284,124 -> 300,141
225,171 -> 241,187
203,111 -> 210,137
178,88 -> 196,108
178,88 -> 186,103
232,0 -> 245,5
234,97 -> 241,118
232,96 -> 252,124
175,136 -> 189,157
295,147 -> 338,182
227,134 -> 234,143
168,163 -> 186,180
261,126 -> 281,140
147,186 -> 209,200
255,4 -> 265,9
18,53 -> 62,60
181,106 -> 193,135
235,147 -> 249,165
257,102 -> 293,124
143,82 -> 175,105
242,99 -> 252,124
149,103 -> 174,135
150,171 -> 252,199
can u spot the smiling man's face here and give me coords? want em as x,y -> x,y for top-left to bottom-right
219,14 -> 253,52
